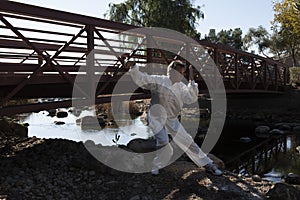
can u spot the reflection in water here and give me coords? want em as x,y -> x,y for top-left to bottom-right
224,133 -> 300,183
264,135 -> 300,182
21,109 -> 153,146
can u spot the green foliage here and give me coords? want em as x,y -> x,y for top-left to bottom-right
204,28 -> 243,50
290,67 -> 300,82
105,0 -> 204,38
272,0 -> 300,66
243,26 -> 272,57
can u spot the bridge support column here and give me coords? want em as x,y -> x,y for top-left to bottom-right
86,25 -> 96,105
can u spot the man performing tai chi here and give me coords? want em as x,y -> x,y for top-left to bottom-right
126,60 -> 222,176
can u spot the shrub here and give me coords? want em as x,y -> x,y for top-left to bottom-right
289,67 -> 300,83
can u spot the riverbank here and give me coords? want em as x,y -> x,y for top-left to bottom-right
1,129 -> 300,200
2,87 -> 300,199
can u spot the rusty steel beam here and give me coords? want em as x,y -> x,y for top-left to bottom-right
95,35 -> 147,95
0,38 -> 86,52
0,15 -> 87,103
0,1 -> 138,31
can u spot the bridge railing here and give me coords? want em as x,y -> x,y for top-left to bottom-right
0,1 -> 288,115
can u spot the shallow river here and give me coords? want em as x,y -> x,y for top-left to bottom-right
19,108 -> 300,183
20,108 -> 152,146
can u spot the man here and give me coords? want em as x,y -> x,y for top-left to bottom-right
126,59 -> 222,176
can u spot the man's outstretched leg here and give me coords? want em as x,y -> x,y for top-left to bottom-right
169,123 -> 222,176
152,128 -> 173,175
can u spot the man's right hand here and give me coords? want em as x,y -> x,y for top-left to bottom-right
124,60 -> 136,70
189,65 -> 194,81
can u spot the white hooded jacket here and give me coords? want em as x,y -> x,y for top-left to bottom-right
130,65 -> 199,134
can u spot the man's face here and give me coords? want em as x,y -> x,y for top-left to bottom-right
169,66 -> 186,83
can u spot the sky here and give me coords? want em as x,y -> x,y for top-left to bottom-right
11,0 -> 275,37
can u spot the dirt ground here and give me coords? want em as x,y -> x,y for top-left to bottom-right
0,136 -> 274,200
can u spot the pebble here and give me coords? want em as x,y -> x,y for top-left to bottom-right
252,174 -> 262,182
146,186 -> 154,193
89,170 -> 96,176
130,195 -> 141,200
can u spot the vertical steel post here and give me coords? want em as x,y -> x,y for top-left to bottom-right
235,53 -> 239,90
86,25 -> 95,104
251,57 -> 255,89
264,61 -> 268,90
146,35 -> 152,74
274,64 -> 278,90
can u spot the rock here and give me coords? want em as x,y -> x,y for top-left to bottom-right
89,171 -> 96,176
84,140 -> 96,148
80,116 -> 106,130
98,113 -> 108,119
54,121 -> 65,125
0,118 -> 13,133
292,126 -> 300,134
269,129 -> 285,135
56,111 -> 68,118
240,137 -> 252,143
75,118 -> 81,125
277,124 -> 291,131
107,120 -> 114,126
10,122 -> 28,137
0,119 -> 28,137
47,109 -> 57,117
282,173 -> 300,185
266,183 -> 300,200
255,126 -> 270,138
129,195 -> 141,200
296,146 -> 300,154
23,123 -> 29,127
68,108 -> 82,117
126,138 -> 156,153
252,174 -> 262,182
253,113 -> 265,121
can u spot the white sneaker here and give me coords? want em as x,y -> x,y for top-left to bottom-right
151,169 -> 159,176
204,163 -> 222,176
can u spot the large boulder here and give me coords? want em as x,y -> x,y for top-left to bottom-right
269,129 -> 285,136
126,138 -> 156,153
56,111 -> 68,118
266,183 -> 300,200
80,116 -> 106,130
293,126 -> 300,134
0,118 -> 28,137
255,125 -> 270,138
282,173 -> 300,185
10,122 -> 28,137
0,118 -> 13,133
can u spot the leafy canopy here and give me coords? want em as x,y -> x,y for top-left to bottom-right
105,0 -> 204,38
272,0 -> 300,66
205,28 -> 244,50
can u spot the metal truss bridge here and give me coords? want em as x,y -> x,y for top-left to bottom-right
0,1 -> 288,116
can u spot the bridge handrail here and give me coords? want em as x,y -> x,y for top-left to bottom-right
0,1 -> 138,31
0,1 -> 287,69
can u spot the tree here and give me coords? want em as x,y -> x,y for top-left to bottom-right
205,29 -> 217,43
204,28 -> 243,50
231,28 -> 243,50
243,26 -> 272,57
273,0 -> 300,66
105,0 -> 204,38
